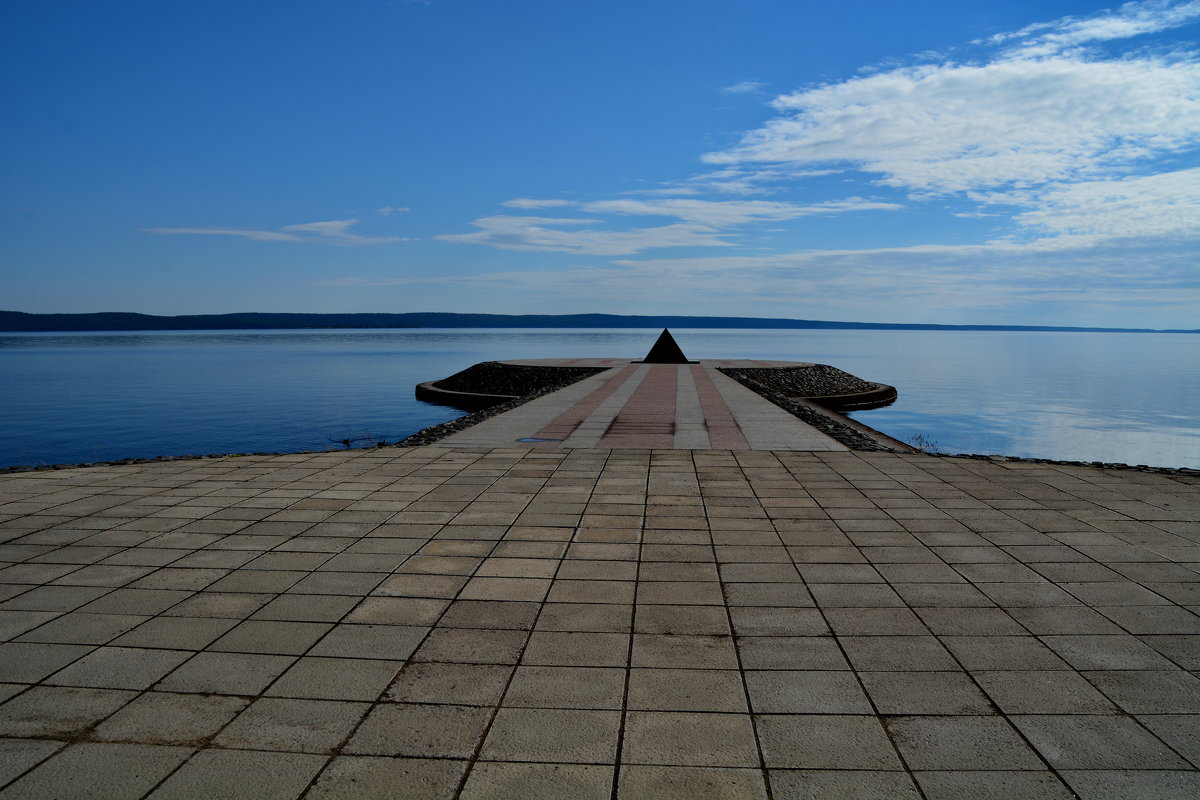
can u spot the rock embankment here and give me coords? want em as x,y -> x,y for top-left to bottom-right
720,364 -> 872,397
404,361 -> 607,445
431,361 -> 606,399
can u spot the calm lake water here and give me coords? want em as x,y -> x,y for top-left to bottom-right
1,328 -> 1197,469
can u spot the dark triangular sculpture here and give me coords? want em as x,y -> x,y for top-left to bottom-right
640,329 -> 692,363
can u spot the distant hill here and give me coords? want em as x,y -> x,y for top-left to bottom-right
1,310 -> 1195,334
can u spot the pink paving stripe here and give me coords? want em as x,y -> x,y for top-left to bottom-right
595,364 -> 677,449
690,365 -> 750,450
531,364 -> 640,441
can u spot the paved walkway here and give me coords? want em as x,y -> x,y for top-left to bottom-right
0,446 -> 1198,798
435,360 -> 848,451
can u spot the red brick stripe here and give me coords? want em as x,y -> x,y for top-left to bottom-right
595,365 -> 677,449
690,365 -> 750,450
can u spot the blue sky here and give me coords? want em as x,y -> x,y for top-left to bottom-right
2,0 -> 1197,327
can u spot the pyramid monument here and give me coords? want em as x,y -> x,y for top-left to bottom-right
639,329 -> 692,363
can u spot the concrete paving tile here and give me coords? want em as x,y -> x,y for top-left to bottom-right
346,702 -> 492,757
1097,604 -> 1200,634
550,579 -> 637,604
736,636 -> 848,670
520,630 -> 627,667
415,628 -> 528,665
823,607 -> 927,635
628,668 -> 747,712
976,669 -> 1117,713
722,563 -> 803,582
536,602 -> 631,632
481,708 -> 620,764
885,716 -> 1044,770
309,623 -> 428,660
914,770 -> 1076,800
344,596 -> 449,626
145,748 -> 328,800
251,594 -> 358,623
91,691 -> 248,745
0,738 -> 63,786
745,670 -> 871,713
619,765 -> 766,800
459,577 -> 551,602
0,641 -> 94,682
156,651 -> 295,695
373,573 -> 468,598
1059,770 -> 1200,800
1040,634 -> 1179,669
0,585 -> 110,612
437,600 -> 537,630
728,607 -> 825,636
265,656 -> 401,701
161,591 -> 272,619
637,605 -> 732,635
915,606 -> 1026,635
385,661 -> 513,705
758,714 -> 900,769
46,645 -> 191,690
1005,605 -> 1124,634
110,616 -> 238,649
808,583 -> 903,608
0,742 -> 192,800
839,636 -> 960,671
941,635 -> 1069,670
208,619 -> 333,655
769,770 -> 920,800
632,634 -> 738,669
0,609 -> 67,640
505,666 -> 626,709
1012,714 -> 1189,769
1084,669 -> 1200,713
1139,714 -> 1200,767
308,756 -> 467,800
0,686 -> 137,737
475,557 -> 558,578
622,711 -> 759,767
725,583 -> 814,607
860,671 -> 993,714
212,697 -> 368,753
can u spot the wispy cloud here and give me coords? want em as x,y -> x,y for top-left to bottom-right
146,218 -> 409,246
434,215 -> 731,255
314,236 -> 1198,324
502,198 -> 574,209
990,0 -> 1200,56
720,80 -> 767,95
376,206 -> 410,216
1011,167 -> 1200,244
704,55 -> 1200,195
440,197 -> 899,255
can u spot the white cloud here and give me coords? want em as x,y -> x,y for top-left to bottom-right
433,215 -> 732,255
581,197 -> 900,226
147,218 -> 408,246
377,206 -> 410,216
1013,167 -> 1200,243
502,198 -> 574,208
440,197 -> 899,254
720,80 -> 767,95
705,55 -> 1200,195
992,0 -> 1200,56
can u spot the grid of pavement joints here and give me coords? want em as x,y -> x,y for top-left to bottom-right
0,446 -> 1197,799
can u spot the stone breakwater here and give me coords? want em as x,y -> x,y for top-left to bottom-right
415,361 -> 606,409
717,364 -> 897,410
719,374 -> 904,452
404,362 -> 606,446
